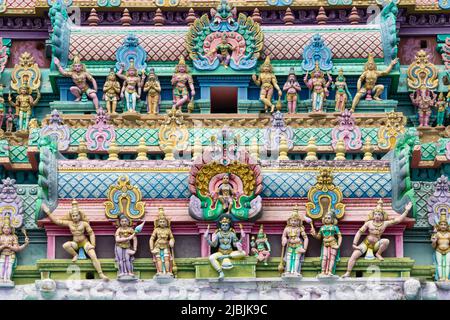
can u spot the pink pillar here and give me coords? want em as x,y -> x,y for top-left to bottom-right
47,235 -> 55,259
395,234 -> 404,257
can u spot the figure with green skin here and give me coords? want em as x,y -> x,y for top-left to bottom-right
435,92 -> 447,127
250,225 -> 271,265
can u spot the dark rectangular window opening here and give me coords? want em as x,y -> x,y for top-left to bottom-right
210,87 -> 238,113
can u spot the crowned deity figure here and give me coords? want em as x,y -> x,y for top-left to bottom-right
213,173 -> 236,214
252,56 -> 282,114
435,92 -> 448,127
310,210 -> 342,278
114,214 -> 138,280
102,68 -> 121,116
204,214 -> 246,280
150,208 -> 175,277
250,225 -> 271,265
351,54 -> 399,111
41,201 -> 109,280
333,68 -> 351,113
280,207 -> 309,277
303,62 -> 332,113
431,209 -> 450,282
208,34 -> 237,69
283,67 -> 301,114
143,68 -> 161,114
54,55 -> 100,110
343,200 -> 412,278
0,84 -> 5,128
116,59 -> 145,113
171,56 -> 195,111
8,83 -> 40,131
410,85 -> 437,127
0,219 -> 29,284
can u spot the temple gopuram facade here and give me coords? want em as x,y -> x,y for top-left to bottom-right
0,0 -> 448,300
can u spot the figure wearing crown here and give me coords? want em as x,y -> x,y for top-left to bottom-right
207,33 -> 237,69
7,82 -> 40,132
41,201 -> 109,280
303,62 -> 332,113
342,200 -> 412,278
351,53 -> 398,111
250,225 -> 271,265
203,214 -> 246,280
116,59 -> 145,114
143,68 -> 161,114
431,209 -> 450,281
114,214 -> 138,280
171,56 -> 195,112
435,92 -> 448,127
333,68 -> 351,113
102,68 -> 121,116
252,56 -> 282,113
54,54 -> 100,110
150,208 -> 176,278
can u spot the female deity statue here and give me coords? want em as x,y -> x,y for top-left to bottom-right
431,210 -> 449,282
213,173 -> 236,214
0,220 -> 29,283
114,215 -> 137,280
351,54 -> 398,111
343,200 -> 412,278
149,208 -> 175,277
208,34 -> 237,69
310,210 -> 342,278
204,214 -> 246,280
252,56 -> 282,114
116,59 -> 145,113
54,55 -> 100,110
333,68 -> 351,112
143,68 -> 161,114
250,225 -> 271,265
0,84 -> 4,128
280,208 -> 309,277
7,84 -> 40,131
102,69 -> 121,116
435,92 -> 448,127
410,86 -> 437,127
41,201 -> 109,280
171,56 -> 195,111
283,68 -> 301,114
303,62 -> 332,113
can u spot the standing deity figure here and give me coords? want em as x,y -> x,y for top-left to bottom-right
410,86 -> 437,127
7,84 -> 40,131
310,210 -> 342,278
280,208 -> 309,277
303,62 -> 332,113
252,56 -> 282,114
213,173 -> 236,214
171,56 -> 195,111
116,59 -> 145,113
0,220 -> 29,283
351,54 -> 398,111
102,69 -> 121,116
204,214 -> 246,280
143,68 -> 161,114
343,200 -> 412,278
431,210 -> 449,282
250,225 -> 271,265
5,106 -> 14,133
0,84 -> 5,128
114,215 -> 137,279
283,67 -> 301,114
54,55 -> 100,110
41,202 -> 109,280
333,68 -> 351,113
208,34 -> 237,69
150,208 -> 175,277
435,92 -> 448,127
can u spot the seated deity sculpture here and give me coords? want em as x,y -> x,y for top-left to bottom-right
212,173 -> 236,214
250,225 -> 271,265
207,34 -> 237,69
343,200 -> 412,278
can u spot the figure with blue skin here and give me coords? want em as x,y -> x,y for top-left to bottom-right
204,214 -> 246,280
304,62 -> 332,113
116,59 -> 145,113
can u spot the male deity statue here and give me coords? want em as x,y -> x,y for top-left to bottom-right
280,208 -> 309,277
208,34 -> 237,69
283,67 -> 301,114
310,210 -> 342,278
116,59 -> 145,113
351,54 -> 398,111
54,55 -> 100,110
250,225 -> 271,265
410,85 -> 437,127
171,56 -> 195,111
149,208 -> 175,277
114,214 -> 137,280
431,209 -> 449,282
204,214 -> 246,280
41,201 -> 109,280
0,219 -> 29,283
213,173 -> 236,214
102,68 -> 121,116
8,83 -> 40,131
342,200 -> 412,278
333,68 -> 351,113
143,68 -> 161,114
252,56 -> 282,114
303,62 -> 332,113
435,92 -> 448,127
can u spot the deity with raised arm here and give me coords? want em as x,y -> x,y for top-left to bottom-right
143,68 -> 161,114
0,219 -> 29,283
114,214 -> 137,279
283,67 -> 301,114
171,56 -> 195,111
303,62 -> 332,113
150,208 -> 175,277
252,56 -> 282,114
116,59 -> 145,113
208,34 -> 237,69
